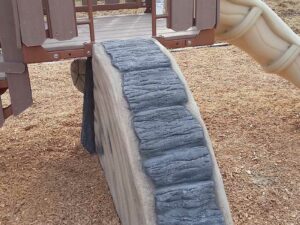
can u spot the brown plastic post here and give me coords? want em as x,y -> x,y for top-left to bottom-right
0,0 -> 33,117
151,0 -> 157,36
87,0 -> 95,42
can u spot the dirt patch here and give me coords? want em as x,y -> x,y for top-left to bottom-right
0,62 -> 120,225
0,1 -> 299,225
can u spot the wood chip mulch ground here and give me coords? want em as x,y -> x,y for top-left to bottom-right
0,0 -> 299,224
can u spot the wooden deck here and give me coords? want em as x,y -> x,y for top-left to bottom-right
43,14 -> 197,50
0,13 -> 197,80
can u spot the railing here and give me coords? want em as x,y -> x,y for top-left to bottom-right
152,0 -> 219,48
0,0 -> 218,126
21,0 -> 93,63
0,0 -> 147,126
23,0 -> 146,63
76,0 -> 96,43
76,0 -> 146,12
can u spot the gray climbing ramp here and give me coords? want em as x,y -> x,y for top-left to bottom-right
92,39 -> 233,225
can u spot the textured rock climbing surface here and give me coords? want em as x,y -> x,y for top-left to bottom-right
99,38 -> 224,225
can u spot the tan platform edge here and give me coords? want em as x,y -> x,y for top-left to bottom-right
217,0 -> 300,88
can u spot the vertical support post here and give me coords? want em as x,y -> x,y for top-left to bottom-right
152,0 -> 157,37
87,0 -> 95,42
0,0 -> 33,116
166,0 -> 171,28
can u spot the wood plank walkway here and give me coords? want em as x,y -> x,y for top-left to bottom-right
44,14 -> 175,50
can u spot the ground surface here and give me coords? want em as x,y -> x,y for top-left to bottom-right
0,1 -> 299,225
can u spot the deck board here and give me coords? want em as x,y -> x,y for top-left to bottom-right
43,14 -> 177,49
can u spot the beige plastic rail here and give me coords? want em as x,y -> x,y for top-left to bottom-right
216,0 -> 300,88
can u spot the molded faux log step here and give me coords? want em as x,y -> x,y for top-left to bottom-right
90,38 -> 233,225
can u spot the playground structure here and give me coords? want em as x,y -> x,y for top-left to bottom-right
0,0 -> 299,126
0,0 -> 220,127
0,0 -> 299,127
0,1 -> 299,225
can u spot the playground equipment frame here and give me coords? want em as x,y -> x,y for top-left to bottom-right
22,0 -> 219,63
0,0 -> 219,126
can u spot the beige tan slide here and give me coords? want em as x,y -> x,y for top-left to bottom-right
217,0 -> 300,88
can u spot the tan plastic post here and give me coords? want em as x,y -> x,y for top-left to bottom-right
216,0 -> 300,88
